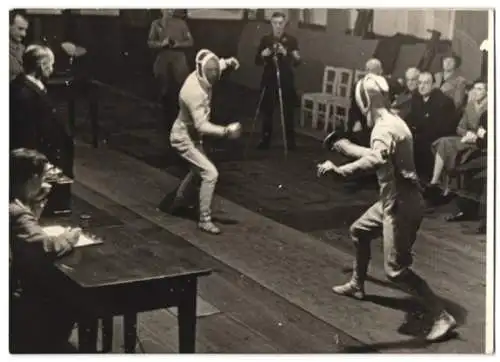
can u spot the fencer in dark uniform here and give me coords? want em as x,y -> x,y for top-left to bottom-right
317,74 -> 457,342
168,49 -> 241,235
255,11 -> 300,150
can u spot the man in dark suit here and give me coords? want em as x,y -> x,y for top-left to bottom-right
405,71 -> 457,179
10,148 -> 80,353
255,11 -> 300,150
9,10 -> 28,81
10,44 -> 74,179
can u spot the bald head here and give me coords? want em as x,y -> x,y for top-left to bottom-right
405,67 -> 420,79
365,58 -> 383,75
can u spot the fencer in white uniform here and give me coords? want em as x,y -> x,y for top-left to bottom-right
317,74 -> 457,342
169,49 -> 241,235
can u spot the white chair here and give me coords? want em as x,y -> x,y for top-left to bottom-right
300,66 -> 336,130
322,67 -> 354,132
325,102 -> 350,133
300,66 -> 353,132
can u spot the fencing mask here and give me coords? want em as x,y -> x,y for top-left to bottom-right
195,49 -> 223,86
354,74 -> 390,116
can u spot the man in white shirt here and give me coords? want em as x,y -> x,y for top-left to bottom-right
167,49 -> 241,235
317,74 -> 457,342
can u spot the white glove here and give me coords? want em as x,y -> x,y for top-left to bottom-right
477,127 -> 486,139
261,48 -> 272,57
225,122 -> 242,140
226,57 -> 240,70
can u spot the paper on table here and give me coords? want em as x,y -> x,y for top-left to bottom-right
42,225 -> 103,248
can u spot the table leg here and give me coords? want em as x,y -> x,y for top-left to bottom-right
101,317 -> 113,353
89,85 -> 99,148
123,313 -> 137,353
78,318 -> 98,353
178,278 -> 197,353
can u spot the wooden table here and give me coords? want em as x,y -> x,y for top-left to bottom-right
47,207 -> 211,353
47,75 -> 100,148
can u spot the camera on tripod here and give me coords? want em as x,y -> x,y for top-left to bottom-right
271,42 -> 282,57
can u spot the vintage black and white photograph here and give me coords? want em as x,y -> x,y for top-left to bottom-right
6,5 -> 495,355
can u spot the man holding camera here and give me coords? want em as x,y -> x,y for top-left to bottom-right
255,11 -> 301,150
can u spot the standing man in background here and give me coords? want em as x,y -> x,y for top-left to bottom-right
255,11 -> 300,151
9,10 -> 29,81
148,9 -> 194,135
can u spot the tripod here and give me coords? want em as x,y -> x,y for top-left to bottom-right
245,53 -> 289,159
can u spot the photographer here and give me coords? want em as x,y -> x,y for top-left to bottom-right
255,11 -> 300,150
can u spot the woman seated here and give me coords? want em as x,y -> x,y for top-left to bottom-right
425,79 -> 487,203
446,110 -> 488,234
10,148 -> 81,353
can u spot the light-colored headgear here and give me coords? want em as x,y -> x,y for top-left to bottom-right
354,74 -> 390,115
196,49 -> 227,84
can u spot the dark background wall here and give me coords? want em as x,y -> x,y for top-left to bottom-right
23,9 -> 489,95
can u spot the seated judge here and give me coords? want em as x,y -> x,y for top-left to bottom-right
426,79 -> 487,202
10,148 -> 80,353
405,72 -> 457,179
10,44 -> 74,178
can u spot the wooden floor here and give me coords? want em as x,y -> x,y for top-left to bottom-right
58,82 -> 489,353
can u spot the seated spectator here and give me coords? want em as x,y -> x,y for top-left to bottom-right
426,80 -> 487,202
392,67 -> 420,119
405,72 -> 457,179
434,54 -> 468,114
10,148 -> 80,353
10,44 -> 74,179
445,110 -> 487,234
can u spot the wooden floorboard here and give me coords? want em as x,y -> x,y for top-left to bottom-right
64,84 -> 489,353
72,142 -> 487,353
71,183 -> 368,353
